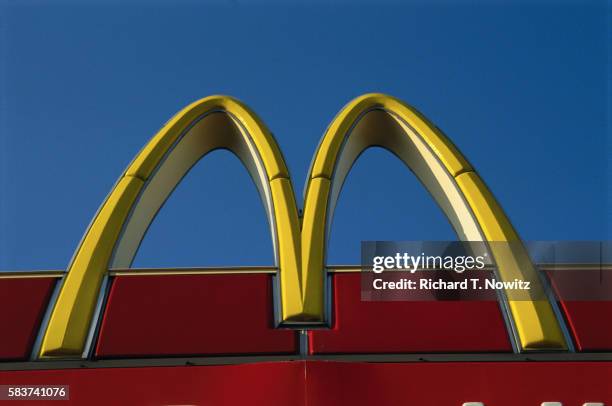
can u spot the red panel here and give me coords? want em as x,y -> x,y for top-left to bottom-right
1,361 -> 610,405
0,277 -> 56,360
0,362 -> 304,406
305,361 -> 612,405
557,301 -> 612,351
545,269 -> 612,350
95,274 -> 297,357
309,273 -> 512,353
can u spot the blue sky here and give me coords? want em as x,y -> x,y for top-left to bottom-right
0,0 -> 609,270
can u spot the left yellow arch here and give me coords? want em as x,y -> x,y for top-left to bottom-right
39,96 -> 302,358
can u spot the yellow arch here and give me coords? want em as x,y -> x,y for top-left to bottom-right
39,96 -> 302,358
40,93 -> 567,358
301,93 -> 567,350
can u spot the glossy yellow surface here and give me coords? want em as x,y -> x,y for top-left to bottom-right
310,94 -> 473,179
40,94 -> 567,358
300,177 -> 330,319
455,172 -> 566,349
269,178 -> 303,320
41,177 -> 144,356
126,96 -> 289,181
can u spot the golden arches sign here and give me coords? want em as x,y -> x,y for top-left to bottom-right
40,94 -> 568,358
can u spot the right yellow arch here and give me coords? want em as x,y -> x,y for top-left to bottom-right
301,93 -> 567,350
